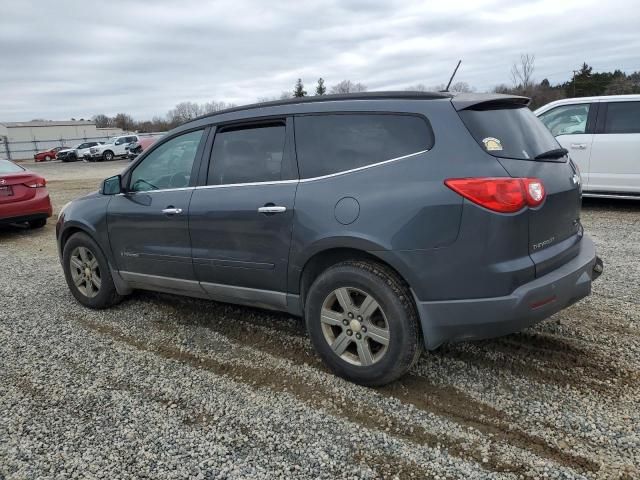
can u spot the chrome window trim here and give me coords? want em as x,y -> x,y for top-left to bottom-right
297,149 -> 429,183
115,148 -> 429,194
116,186 -> 196,196
194,148 -> 429,190
195,179 -> 298,190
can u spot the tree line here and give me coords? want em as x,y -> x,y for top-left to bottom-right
90,59 -> 640,132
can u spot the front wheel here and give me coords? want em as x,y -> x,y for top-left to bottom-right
44,155 -> 51,161
305,260 -> 422,386
62,232 -> 122,309
103,151 -> 114,162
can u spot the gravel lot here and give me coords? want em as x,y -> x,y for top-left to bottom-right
1,161 -> 638,479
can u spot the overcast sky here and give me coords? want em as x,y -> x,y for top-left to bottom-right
1,0 -> 639,121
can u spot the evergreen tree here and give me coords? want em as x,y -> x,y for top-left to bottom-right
315,78 -> 326,95
293,78 -> 307,97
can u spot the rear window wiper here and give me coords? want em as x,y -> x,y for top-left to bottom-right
534,148 -> 568,160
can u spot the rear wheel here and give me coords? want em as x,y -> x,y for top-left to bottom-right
305,260 -> 422,386
44,155 -> 51,161
103,151 -> 114,162
62,232 -> 122,309
28,218 -> 46,229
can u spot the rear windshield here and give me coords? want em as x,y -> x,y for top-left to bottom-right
0,160 -> 24,174
458,106 -> 560,160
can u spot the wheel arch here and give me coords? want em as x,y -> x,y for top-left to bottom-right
58,222 -> 132,295
296,246 -> 414,314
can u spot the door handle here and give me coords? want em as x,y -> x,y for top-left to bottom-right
162,207 -> 183,215
570,143 -> 587,150
258,205 -> 286,214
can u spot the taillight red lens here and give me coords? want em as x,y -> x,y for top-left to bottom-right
25,177 -> 47,188
444,177 -> 545,213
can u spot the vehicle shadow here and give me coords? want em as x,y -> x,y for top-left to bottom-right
581,196 -> 640,212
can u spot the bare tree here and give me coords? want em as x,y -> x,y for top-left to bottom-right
493,83 -> 512,94
511,54 -> 536,91
167,102 -> 203,126
202,101 -> 234,114
405,83 -> 428,91
92,114 -> 113,128
604,76 -> 635,95
113,113 -> 136,131
330,80 -> 367,94
449,81 -> 473,93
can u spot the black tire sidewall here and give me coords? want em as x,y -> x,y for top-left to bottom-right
62,232 -> 119,309
305,264 -> 419,386
104,151 -> 113,161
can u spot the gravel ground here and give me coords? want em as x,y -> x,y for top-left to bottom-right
1,161 -> 638,479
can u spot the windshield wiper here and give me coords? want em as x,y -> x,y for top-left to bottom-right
535,147 -> 568,160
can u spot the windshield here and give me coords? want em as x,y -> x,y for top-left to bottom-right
0,160 -> 25,174
458,106 -> 561,160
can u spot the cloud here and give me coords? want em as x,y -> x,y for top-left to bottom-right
1,0 -> 639,121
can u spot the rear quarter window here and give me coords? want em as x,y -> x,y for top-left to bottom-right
294,114 -> 434,178
459,106 -> 560,160
604,102 -> 640,133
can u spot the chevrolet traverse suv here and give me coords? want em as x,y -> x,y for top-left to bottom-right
56,92 -> 602,386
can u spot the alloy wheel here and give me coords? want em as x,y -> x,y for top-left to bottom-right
320,287 -> 390,366
69,246 -> 101,298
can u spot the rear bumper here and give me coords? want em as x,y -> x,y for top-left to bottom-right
0,188 -> 53,224
416,235 -> 599,350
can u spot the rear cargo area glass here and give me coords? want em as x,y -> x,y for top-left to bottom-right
459,106 -> 560,161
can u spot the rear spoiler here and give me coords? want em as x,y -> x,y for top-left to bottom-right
451,93 -> 530,111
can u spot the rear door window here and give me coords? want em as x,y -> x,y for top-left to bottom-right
603,102 -> 640,133
538,104 -> 590,136
294,114 -> 433,179
207,122 -> 287,185
458,106 -> 560,160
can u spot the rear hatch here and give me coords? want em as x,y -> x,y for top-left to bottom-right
455,96 -> 583,277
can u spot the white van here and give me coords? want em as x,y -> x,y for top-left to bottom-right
535,95 -> 640,198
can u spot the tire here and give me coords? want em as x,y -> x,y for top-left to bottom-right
62,232 -> 122,309
44,155 -> 51,161
103,150 -> 114,162
305,260 -> 422,386
28,218 -> 46,229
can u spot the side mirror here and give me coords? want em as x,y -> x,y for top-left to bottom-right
101,174 -> 123,195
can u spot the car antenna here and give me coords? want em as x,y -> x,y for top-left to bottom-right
442,60 -> 462,92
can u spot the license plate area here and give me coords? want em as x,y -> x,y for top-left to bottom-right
0,185 -> 14,196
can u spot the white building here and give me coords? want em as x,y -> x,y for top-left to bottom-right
0,120 -> 124,160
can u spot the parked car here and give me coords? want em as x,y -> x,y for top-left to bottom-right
56,92 -> 602,386
85,135 -> 139,162
127,137 -> 157,160
34,146 -> 67,162
536,94 -> 640,198
57,142 -> 104,162
0,159 -> 52,228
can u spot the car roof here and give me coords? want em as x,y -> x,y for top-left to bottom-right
193,91 -> 450,121
182,91 -> 531,128
535,94 -> 640,114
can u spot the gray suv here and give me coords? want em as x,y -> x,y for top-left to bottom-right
56,92 -> 602,386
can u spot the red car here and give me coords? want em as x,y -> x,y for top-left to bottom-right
0,159 -> 53,228
34,146 -> 68,162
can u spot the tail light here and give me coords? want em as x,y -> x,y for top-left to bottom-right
24,177 -> 47,188
445,177 -> 545,213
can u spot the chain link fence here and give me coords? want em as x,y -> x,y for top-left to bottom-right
1,132 -> 166,161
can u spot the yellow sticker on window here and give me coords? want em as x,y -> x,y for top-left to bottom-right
482,137 -> 503,151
